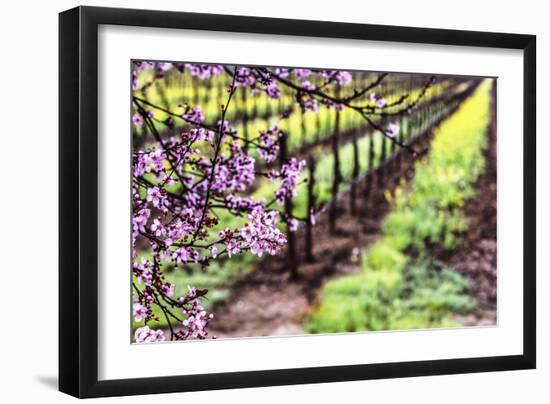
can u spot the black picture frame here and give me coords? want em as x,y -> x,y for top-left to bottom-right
59,5 -> 536,398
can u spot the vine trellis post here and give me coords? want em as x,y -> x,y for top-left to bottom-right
240,87 -> 249,152
279,132 -> 299,279
349,125 -> 361,215
329,84 -> 343,234
305,155 -> 317,263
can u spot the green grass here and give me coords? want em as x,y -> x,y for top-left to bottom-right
305,79 -> 493,334
305,259 -> 473,333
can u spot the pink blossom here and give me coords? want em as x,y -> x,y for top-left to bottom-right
157,62 -> 173,72
275,158 -> 306,205
132,208 -> 150,238
335,71 -> 352,85
210,244 -> 218,259
133,154 -> 148,177
257,126 -> 281,162
160,283 -> 175,297
146,187 -> 164,208
274,67 -> 289,77
172,247 -> 191,263
301,80 -> 315,90
185,64 -> 223,79
134,326 -> 166,343
133,301 -> 149,321
150,218 -> 166,237
377,98 -> 388,108
133,259 -> 153,285
240,207 -> 286,257
310,209 -> 317,225
226,238 -> 242,257
288,218 -> 298,232
183,105 -> 205,124
181,299 -> 213,339
132,114 -> 143,126
234,67 -> 255,87
386,123 -> 400,138
148,150 -> 165,172
294,69 -> 312,79
266,82 -> 281,99
321,70 -> 352,85
300,97 -> 318,113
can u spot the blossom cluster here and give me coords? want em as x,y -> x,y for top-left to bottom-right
134,326 -> 166,343
185,63 -> 224,79
241,207 -> 287,257
370,92 -> 388,108
132,62 -> 224,91
131,62 -> 310,343
179,287 -> 214,339
257,125 -> 283,162
275,158 -> 307,205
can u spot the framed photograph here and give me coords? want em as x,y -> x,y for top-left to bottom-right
59,6 -> 536,398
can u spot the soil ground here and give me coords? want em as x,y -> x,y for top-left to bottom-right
442,95 -> 498,326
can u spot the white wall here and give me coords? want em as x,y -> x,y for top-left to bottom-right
0,0 -> 546,402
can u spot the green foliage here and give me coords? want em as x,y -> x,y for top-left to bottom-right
306,80 -> 493,334
305,259 -> 474,333
362,241 -> 407,272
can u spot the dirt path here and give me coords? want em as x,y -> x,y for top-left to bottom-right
440,88 -> 498,326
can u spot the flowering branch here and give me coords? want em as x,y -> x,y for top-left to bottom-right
130,61 -> 439,342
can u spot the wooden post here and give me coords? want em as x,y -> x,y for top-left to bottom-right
301,110 -> 308,151
251,86 -> 258,119
390,120 -> 398,177
422,107 -> 428,146
240,87 -> 249,152
364,131 -> 374,197
315,106 -> 322,143
329,86 -> 342,233
205,76 -> 213,103
266,88 -> 273,117
398,117 -> 405,171
193,76 -> 200,107
349,126 -> 360,215
181,70 -> 191,106
326,107 -> 332,141
391,123 -> 397,155
305,155 -> 316,263
154,81 -> 170,111
279,134 -> 298,279
378,119 -> 387,188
